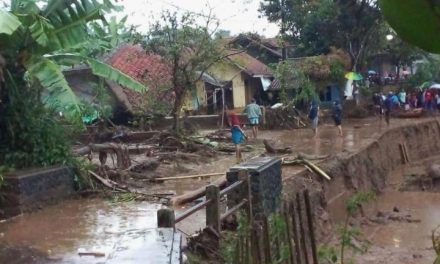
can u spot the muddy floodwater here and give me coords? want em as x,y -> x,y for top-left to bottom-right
359,158 -> 440,264
0,199 -> 161,263
2,117 -> 440,263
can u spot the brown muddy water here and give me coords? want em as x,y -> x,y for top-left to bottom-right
358,158 -> 440,264
0,199 -> 161,263
2,117 -> 440,263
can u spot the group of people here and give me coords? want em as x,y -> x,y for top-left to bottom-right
373,88 -> 440,124
227,98 -> 343,163
227,99 -> 262,162
308,100 -> 343,138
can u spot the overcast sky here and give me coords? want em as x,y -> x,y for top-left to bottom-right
114,0 -> 280,37
0,0 -> 280,37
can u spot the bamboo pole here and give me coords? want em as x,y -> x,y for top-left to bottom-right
300,159 -> 331,180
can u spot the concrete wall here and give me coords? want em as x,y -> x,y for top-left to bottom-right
0,166 -> 75,219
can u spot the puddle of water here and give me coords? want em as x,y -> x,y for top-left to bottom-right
0,198 -> 161,263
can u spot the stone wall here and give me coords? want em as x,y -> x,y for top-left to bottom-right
227,157 -> 282,219
0,166 -> 75,219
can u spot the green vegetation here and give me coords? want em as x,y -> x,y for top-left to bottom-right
379,0 -> 440,54
0,0 -> 146,170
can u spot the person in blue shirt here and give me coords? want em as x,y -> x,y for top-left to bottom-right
308,100 -> 319,138
243,99 -> 262,139
332,100 -> 343,136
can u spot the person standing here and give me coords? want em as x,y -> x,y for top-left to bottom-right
227,109 -> 246,163
308,100 -> 319,138
243,98 -> 262,139
384,92 -> 394,125
333,100 -> 343,136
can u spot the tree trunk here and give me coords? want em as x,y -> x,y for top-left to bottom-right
172,89 -> 184,133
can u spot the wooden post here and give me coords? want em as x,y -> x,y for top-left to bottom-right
206,184 -> 221,233
251,226 -> 262,264
262,215 -> 272,263
157,208 -> 175,228
296,193 -> 309,264
238,170 -> 253,224
290,201 -> 302,264
304,191 -> 318,264
283,203 -> 295,264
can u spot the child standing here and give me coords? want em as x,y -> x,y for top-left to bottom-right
227,110 -> 246,163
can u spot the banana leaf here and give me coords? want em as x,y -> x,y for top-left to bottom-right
45,0 -> 108,50
0,10 -> 22,35
47,53 -> 147,92
26,56 -> 81,115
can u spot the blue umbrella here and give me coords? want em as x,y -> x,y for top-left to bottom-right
368,70 -> 377,74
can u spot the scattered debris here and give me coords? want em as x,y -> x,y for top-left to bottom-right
187,226 -> 221,260
369,209 -> 421,224
263,139 -> 292,154
264,105 -> 308,129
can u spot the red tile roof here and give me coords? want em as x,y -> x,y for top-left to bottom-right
105,44 -> 173,112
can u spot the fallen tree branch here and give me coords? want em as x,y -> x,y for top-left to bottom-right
169,176 -> 228,206
152,172 -> 225,182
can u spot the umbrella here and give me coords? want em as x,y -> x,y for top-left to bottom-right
430,83 -> 440,89
420,81 -> 432,89
368,70 -> 377,74
345,72 -> 363,81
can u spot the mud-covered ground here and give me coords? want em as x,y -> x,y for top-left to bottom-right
2,116 -> 440,263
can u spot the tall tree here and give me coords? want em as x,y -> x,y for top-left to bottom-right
260,0 -> 383,70
144,11 -> 228,132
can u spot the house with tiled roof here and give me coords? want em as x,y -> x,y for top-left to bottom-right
105,44 -> 173,114
200,49 -> 275,111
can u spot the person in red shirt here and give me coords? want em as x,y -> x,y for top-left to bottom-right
227,109 -> 247,163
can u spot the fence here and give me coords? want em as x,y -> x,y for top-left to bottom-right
157,170 -> 318,264
157,170 -> 251,234
231,190 -> 319,264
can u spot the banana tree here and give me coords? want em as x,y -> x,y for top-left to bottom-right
0,0 -> 146,117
